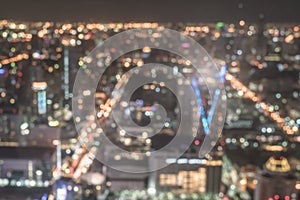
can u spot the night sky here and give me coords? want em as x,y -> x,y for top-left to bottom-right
1,0 -> 300,22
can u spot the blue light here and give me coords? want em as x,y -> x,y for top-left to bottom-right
208,65 -> 227,124
41,194 -> 48,200
192,77 -> 209,134
191,65 -> 227,135
0,68 -> 5,75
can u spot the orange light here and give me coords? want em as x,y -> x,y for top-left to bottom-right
52,140 -> 60,146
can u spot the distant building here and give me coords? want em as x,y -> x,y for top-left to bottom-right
157,156 -> 223,195
254,156 -> 297,200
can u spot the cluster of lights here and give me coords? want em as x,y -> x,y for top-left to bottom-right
57,145 -> 97,182
223,134 -> 300,152
265,156 -> 291,173
226,73 -> 297,135
0,178 -> 49,188
116,189 -> 222,200
1,31 -> 32,42
1,21 -> 300,200
268,194 -> 297,200
72,149 -> 96,181
0,53 -> 29,65
0,21 -> 32,42
184,21 -> 258,38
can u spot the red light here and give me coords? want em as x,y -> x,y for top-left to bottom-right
274,195 -> 280,200
280,156 -> 284,160
194,140 -> 200,146
284,196 -> 290,200
220,141 -> 225,146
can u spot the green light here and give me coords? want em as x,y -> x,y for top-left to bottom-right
216,22 -> 224,28
78,60 -> 84,66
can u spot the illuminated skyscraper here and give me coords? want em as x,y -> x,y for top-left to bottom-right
254,156 -> 297,200
157,156 -> 223,195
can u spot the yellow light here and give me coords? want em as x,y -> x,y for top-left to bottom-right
124,62 -> 130,68
9,98 -> 15,104
137,60 -> 144,67
142,46 -> 151,53
48,66 -> 54,73
49,120 -> 59,127
32,82 -> 47,90
96,185 -> 101,191
48,194 -> 54,200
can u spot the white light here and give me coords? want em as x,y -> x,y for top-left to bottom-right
276,93 -> 281,99
16,181 -> 22,187
67,185 -> 72,191
147,187 -> 156,195
25,179 -> 30,186
177,158 -> 188,164
266,127 -> 273,133
83,90 -> 91,96
74,186 -> 79,192
240,179 -> 247,185
114,155 -> 121,160
142,132 -> 148,138
165,158 -> 176,164
237,90 -> 244,96
10,179 -> 16,186
20,122 -> 29,130
145,111 -> 151,116
70,39 -> 76,46
124,138 -> 131,146
36,170 -> 43,176
119,130 -> 126,136
21,129 -> 30,135
3,179 -> 9,186
188,159 -> 203,164
29,180 -> 36,187
145,138 -> 151,145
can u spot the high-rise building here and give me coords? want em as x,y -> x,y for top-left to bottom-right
157,156 -> 223,195
254,156 -> 298,200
